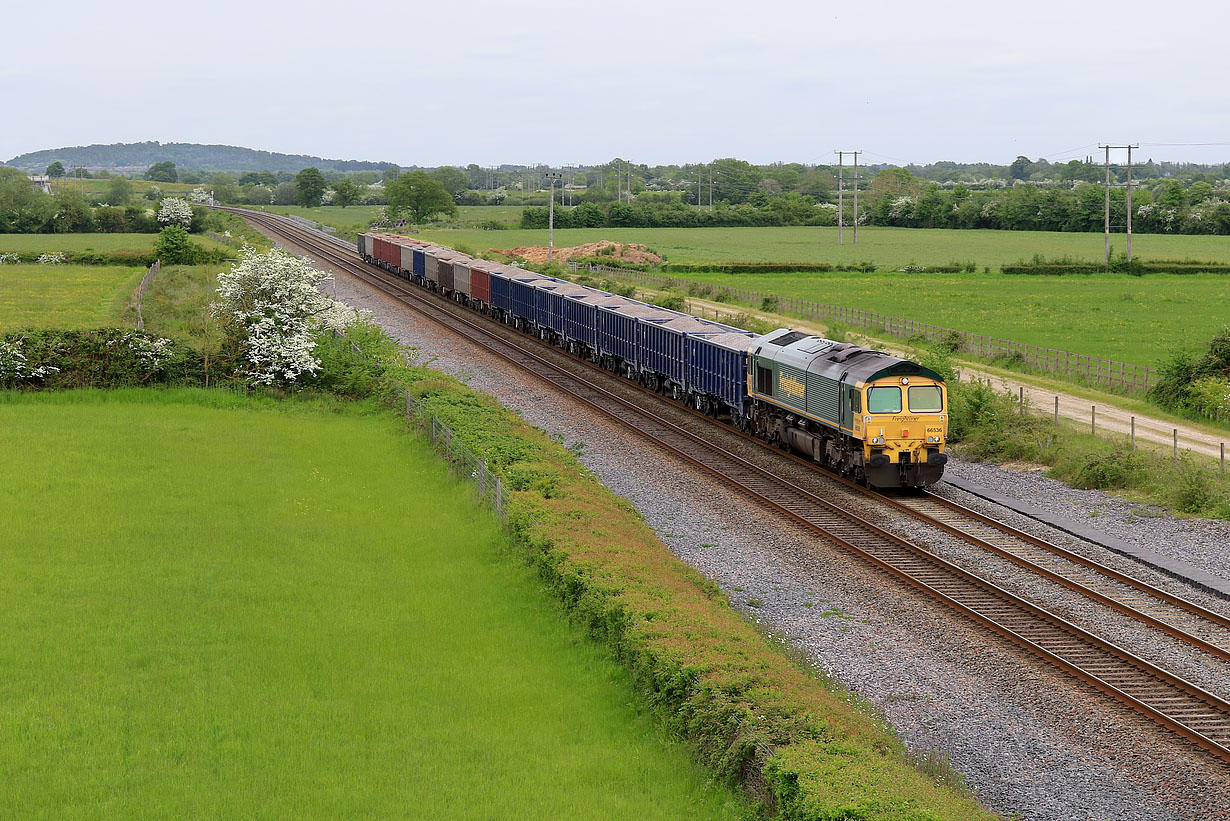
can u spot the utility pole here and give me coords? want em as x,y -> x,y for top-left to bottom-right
834,150 -> 861,244
1099,143 -> 1138,266
1102,144 -> 1111,267
1126,144 -> 1135,261
708,164 -> 713,212
545,171 -> 562,262
835,151 -> 844,245
853,151 -> 860,245
697,165 -> 703,210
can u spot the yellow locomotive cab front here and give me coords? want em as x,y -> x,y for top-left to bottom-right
858,376 -> 948,485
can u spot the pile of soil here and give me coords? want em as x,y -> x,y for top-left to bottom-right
491,241 -> 664,265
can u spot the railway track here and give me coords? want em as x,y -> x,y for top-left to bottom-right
226,206 -> 1230,763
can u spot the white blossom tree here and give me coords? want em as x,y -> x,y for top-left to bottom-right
187,187 -> 211,204
157,197 -> 194,227
213,247 -> 364,386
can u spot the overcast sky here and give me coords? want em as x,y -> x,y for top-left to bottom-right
3,0 -> 1228,168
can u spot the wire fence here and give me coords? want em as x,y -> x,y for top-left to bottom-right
573,262 -> 1158,393
337,333 -> 507,517
207,231 -> 243,248
405,389 -> 507,519
134,259 -> 161,330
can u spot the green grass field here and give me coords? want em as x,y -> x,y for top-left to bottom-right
0,389 -> 748,818
0,264 -> 145,328
253,204 -> 525,234
419,224 -> 1230,269
0,233 -> 229,253
670,270 -> 1230,366
48,178 -> 201,197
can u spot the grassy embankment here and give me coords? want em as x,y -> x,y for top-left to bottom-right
0,389 -> 754,818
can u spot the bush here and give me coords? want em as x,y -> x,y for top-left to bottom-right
0,328 -> 206,389
653,294 -> 686,311
153,225 -> 202,265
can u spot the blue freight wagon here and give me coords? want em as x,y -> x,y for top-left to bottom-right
688,331 -> 759,419
596,302 -> 675,372
488,267 -> 538,320
541,283 -> 594,340
639,316 -> 730,393
507,277 -> 560,329
411,246 -> 432,282
562,293 -> 633,353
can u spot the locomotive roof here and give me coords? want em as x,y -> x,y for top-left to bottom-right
755,328 -> 944,384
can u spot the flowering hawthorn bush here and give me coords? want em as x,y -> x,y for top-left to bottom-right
187,187 -> 211,204
0,338 -> 60,383
157,198 -> 194,227
0,253 -> 19,264
213,247 -> 368,386
36,253 -> 66,265
107,331 -> 175,372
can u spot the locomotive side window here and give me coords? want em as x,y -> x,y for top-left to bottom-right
908,385 -> 943,412
756,365 -> 774,396
850,392 -> 861,413
867,386 -> 901,414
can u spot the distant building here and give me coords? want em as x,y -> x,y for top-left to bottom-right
27,175 -> 51,194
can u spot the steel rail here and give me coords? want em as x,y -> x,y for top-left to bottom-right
226,207 -> 1230,762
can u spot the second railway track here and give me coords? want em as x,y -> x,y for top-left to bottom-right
229,206 -> 1230,763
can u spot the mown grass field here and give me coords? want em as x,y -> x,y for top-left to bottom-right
420,224 -> 1230,269
0,264 -> 145,328
672,270 -> 1230,366
0,233 -> 229,252
0,389 -> 749,818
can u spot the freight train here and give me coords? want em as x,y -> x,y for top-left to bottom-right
358,232 -> 948,487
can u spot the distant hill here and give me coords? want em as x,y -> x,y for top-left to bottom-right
4,141 -> 399,173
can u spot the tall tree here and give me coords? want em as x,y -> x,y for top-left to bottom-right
46,161 -> 65,178
330,178 -> 360,208
145,161 -> 178,183
385,171 -> 456,223
294,167 -> 326,207
104,176 -> 133,206
1008,155 -> 1032,180
429,166 -> 469,197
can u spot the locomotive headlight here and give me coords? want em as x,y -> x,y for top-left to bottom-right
871,436 -> 885,444
927,435 -> 941,443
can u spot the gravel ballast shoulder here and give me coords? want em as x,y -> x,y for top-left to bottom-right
297,246 -> 1230,821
